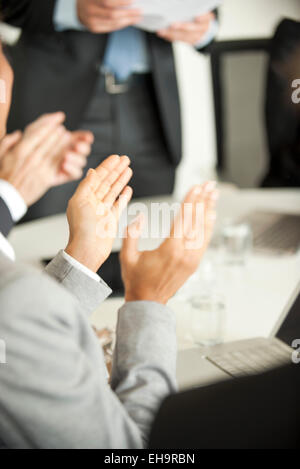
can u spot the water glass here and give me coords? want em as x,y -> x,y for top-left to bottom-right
190,293 -> 226,347
220,221 -> 252,266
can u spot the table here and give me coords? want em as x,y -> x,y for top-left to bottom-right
9,188 -> 300,352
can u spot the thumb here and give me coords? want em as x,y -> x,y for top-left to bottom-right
121,213 -> 145,260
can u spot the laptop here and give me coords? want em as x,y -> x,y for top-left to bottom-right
177,283 -> 300,390
239,211 -> 300,255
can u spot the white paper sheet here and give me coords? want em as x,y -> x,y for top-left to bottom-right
132,0 -> 222,32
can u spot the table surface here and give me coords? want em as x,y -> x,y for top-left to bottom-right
9,188 -> 300,353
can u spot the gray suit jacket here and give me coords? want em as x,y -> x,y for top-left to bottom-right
0,251 -> 177,449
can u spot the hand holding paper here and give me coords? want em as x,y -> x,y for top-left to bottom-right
77,0 -> 142,33
157,11 -> 215,45
133,0 -> 221,33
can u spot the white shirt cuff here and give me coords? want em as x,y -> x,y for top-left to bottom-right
62,250 -> 101,283
0,232 -> 15,261
0,180 -> 27,223
196,19 -> 218,49
54,0 -> 85,31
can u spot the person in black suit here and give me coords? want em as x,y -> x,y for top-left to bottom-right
262,19 -> 300,188
3,0 -> 217,222
150,364 -> 300,449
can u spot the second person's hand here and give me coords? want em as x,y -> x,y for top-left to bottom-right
120,182 -> 218,305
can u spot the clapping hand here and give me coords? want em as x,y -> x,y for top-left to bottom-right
66,154 -> 133,272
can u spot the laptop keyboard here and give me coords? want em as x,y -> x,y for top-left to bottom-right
206,341 -> 292,378
243,212 -> 300,255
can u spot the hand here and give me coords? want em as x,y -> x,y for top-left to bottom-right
54,130 -> 94,185
157,12 -> 215,45
66,154 -> 133,273
0,113 -> 73,206
120,182 -> 218,305
0,114 -> 93,206
77,0 -> 142,33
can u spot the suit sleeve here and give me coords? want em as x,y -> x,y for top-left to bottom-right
0,197 -> 14,237
0,267 -> 177,449
2,0 -> 57,33
45,250 -> 112,316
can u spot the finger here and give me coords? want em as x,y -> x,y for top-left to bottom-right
112,185 -> 133,220
92,6 -> 141,20
19,115 -> 66,157
72,141 -> 92,156
75,168 -> 102,197
0,130 -> 22,158
103,166 -> 133,207
31,126 -> 70,165
94,154 -> 120,179
95,155 -> 130,200
170,185 -> 203,240
71,130 -> 94,145
24,112 -> 65,135
99,0 -> 137,7
186,183 -> 218,247
121,212 -> 145,261
63,152 -> 88,171
169,21 -> 209,32
54,165 -> 84,186
57,162 -> 83,185
89,16 -> 142,33
88,154 -> 120,191
158,29 -> 206,44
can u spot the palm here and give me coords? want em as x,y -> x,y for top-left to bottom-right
66,155 -> 133,273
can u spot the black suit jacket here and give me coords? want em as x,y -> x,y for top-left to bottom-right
150,365 -> 300,449
0,197 -> 14,237
3,0 -> 216,168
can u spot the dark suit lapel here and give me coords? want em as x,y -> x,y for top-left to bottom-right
0,197 -> 14,237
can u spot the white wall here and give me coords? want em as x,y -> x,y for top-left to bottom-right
2,1 -> 300,193
174,0 -> 300,196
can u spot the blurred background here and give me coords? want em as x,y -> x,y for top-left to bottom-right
1,0 -> 300,198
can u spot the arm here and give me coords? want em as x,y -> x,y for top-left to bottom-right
0,156 -> 176,448
0,268 -> 172,448
111,301 -> 177,443
45,250 -> 112,316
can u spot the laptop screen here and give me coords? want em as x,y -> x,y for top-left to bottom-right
277,289 -> 300,346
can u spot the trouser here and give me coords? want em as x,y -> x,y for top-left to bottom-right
22,73 -> 175,222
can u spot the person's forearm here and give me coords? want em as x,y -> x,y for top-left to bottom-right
111,301 -> 177,446
45,250 -> 112,316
